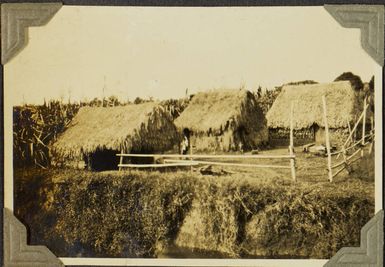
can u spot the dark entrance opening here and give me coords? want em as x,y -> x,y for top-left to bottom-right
183,128 -> 191,139
235,126 -> 248,151
85,149 -> 120,171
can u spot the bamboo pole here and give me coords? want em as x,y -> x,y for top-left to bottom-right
330,138 -> 365,156
189,142 -> 193,173
322,96 -> 333,182
347,154 -> 362,165
343,103 -> 369,148
331,148 -> 362,178
337,121 -> 353,161
369,115 -> 374,154
370,115 -> 374,133
346,148 -> 361,162
332,166 -> 346,178
347,120 -> 354,144
118,162 -> 198,168
341,146 -> 349,173
164,159 -> 291,169
331,147 -> 349,170
116,153 -> 295,159
289,102 -> 296,181
118,149 -> 124,171
331,160 -> 346,169
361,97 -> 367,157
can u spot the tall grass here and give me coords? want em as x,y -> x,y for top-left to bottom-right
13,101 -> 80,168
14,166 -> 374,258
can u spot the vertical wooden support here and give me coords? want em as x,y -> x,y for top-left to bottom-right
347,120 -> 354,144
189,143 -> 193,173
361,97 -> 367,157
369,115 -> 374,154
370,115 -> 374,134
341,146 -> 349,173
118,149 -> 124,171
322,96 -> 333,182
289,102 -> 296,182
337,120 -> 354,160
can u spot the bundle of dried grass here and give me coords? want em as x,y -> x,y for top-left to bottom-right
52,102 -> 179,159
266,81 -> 367,130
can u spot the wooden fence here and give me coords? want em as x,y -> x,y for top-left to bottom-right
117,101 -> 297,181
116,153 -> 297,180
116,96 -> 375,183
322,96 -> 374,182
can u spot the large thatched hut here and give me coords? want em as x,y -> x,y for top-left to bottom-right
174,89 -> 268,152
52,102 -> 179,170
266,81 -> 368,147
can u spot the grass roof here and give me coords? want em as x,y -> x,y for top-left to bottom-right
174,89 -> 266,134
52,102 -> 179,159
266,81 -> 364,129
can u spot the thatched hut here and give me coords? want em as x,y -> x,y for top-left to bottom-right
174,89 -> 268,152
266,81 -> 369,147
52,102 -> 179,170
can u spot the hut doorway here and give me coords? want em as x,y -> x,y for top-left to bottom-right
313,124 -> 326,145
235,126 -> 247,151
85,149 -> 120,171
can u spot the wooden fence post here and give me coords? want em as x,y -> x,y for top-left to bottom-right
369,115 -> 374,154
343,106 -> 368,149
361,97 -> 367,157
189,143 -> 193,173
118,149 -> 124,171
322,96 -> 333,182
341,146 -> 349,173
347,120 -> 354,144
289,102 -> 296,181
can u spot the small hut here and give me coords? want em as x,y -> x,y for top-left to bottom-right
174,89 -> 268,152
266,81 -> 368,147
52,102 -> 179,170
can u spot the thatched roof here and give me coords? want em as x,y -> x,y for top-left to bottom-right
266,81 -> 364,129
174,89 -> 266,134
52,102 -> 179,159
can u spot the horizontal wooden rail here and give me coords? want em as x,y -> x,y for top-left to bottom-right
331,140 -> 361,156
345,140 -> 364,151
346,148 -> 361,161
348,154 -> 362,165
332,134 -> 374,156
332,166 -> 346,178
118,162 -> 198,168
164,159 -> 291,169
116,153 -> 295,159
331,160 -> 346,169
331,143 -> 364,174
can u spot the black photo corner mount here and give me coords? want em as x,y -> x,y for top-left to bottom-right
1,2 -> 384,267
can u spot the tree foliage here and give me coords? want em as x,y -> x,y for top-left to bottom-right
334,72 -> 363,91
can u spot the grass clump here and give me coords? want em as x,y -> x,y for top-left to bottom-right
243,180 -> 373,258
54,170 -> 194,257
175,176 -> 373,259
14,167 -> 374,259
19,169 -> 194,257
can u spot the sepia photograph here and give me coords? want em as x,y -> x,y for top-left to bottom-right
2,4 -> 383,266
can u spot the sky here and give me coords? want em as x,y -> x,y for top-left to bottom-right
5,6 -> 378,105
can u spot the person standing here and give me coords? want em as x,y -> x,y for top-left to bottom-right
181,135 -> 189,155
